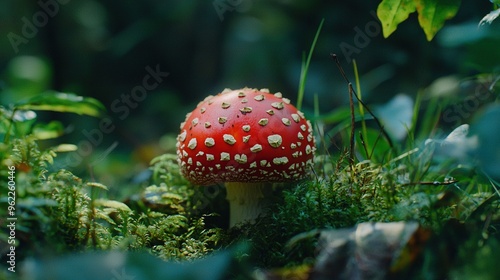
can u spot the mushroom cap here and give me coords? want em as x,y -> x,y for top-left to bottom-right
176,87 -> 316,185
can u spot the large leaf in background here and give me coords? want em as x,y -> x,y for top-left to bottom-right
313,222 -> 431,279
374,94 -> 414,141
377,0 -> 417,38
15,92 -> 105,117
415,0 -> 461,41
471,104 -> 500,180
20,247 -> 245,280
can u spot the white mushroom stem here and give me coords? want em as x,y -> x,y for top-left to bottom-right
225,182 -> 269,227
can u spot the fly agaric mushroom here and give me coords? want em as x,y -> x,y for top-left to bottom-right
176,87 -> 315,227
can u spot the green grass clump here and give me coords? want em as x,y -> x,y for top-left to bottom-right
228,148 -> 464,268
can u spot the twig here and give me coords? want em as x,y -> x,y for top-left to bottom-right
402,177 -> 458,186
330,54 -> 394,149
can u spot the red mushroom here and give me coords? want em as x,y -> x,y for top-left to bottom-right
176,87 -> 316,227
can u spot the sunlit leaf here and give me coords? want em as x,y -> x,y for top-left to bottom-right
51,144 -> 78,153
16,92 -> 105,117
415,0 -> 461,41
32,121 -> 64,140
377,0 -> 417,38
94,199 -> 131,212
86,182 -> 109,191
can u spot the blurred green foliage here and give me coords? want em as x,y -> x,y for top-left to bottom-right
0,1 -> 500,279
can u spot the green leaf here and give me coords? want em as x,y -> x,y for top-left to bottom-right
32,121 -> 64,140
377,0 -> 417,38
51,143 -> 78,153
15,91 -> 105,117
415,0 -> 461,41
356,127 -> 392,162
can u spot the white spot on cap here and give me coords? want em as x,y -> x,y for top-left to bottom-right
305,145 -> 313,154
188,138 -> 197,150
297,132 -> 304,140
242,125 -> 251,132
204,137 -> 215,147
274,92 -> 282,98
260,160 -> 267,167
187,158 -> 193,165
258,118 -> 269,126
196,151 -> 204,157
206,154 -> 214,161
282,118 -> 291,126
238,91 -> 246,97
192,118 -> 199,127
254,94 -> 265,101
290,143 -> 297,149
243,135 -> 251,143
250,161 -> 257,168
250,144 -> 263,152
221,102 -> 231,109
291,114 -> 300,123
267,134 -> 283,148
178,131 -> 187,142
273,156 -> 289,165
223,134 -> 237,145
260,88 -> 270,93
235,154 -> 247,163
205,122 -> 211,128
307,134 -> 314,142
300,124 -> 307,131
282,98 -> 291,104
266,109 -> 274,115
220,152 -> 230,161
200,107 -> 206,114
271,102 -> 284,110
218,117 -> 227,124
240,107 -> 252,114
